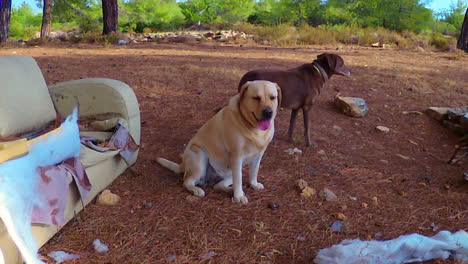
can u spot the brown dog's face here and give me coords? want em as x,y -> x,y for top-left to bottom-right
317,53 -> 351,76
239,81 -> 281,131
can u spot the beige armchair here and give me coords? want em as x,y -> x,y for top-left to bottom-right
0,56 -> 140,264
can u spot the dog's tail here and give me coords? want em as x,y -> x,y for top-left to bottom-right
156,158 -> 183,174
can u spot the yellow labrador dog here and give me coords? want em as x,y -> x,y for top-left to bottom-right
157,80 -> 281,204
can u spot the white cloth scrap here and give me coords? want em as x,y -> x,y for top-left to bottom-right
314,230 -> 468,264
47,251 -> 80,264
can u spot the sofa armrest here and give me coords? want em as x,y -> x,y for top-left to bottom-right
49,78 -> 141,145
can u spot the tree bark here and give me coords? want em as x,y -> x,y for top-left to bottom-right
0,0 -> 12,43
41,0 -> 54,39
457,8 -> 468,52
102,0 -> 118,35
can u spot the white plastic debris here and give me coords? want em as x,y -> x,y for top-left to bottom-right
93,239 -> 109,253
0,108 -> 80,264
47,251 -> 80,264
314,230 -> 468,264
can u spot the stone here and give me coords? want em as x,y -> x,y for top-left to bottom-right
301,186 -> 317,197
371,196 -> 378,206
334,95 -> 368,117
425,107 -> 449,121
297,179 -> 308,190
144,202 -> 153,209
322,188 -> 338,202
376,126 -> 390,133
268,202 -> 279,210
362,202 -> 368,208
447,106 -> 468,122
284,148 -> 302,155
317,149 -> 326,155
96,190 -> 120,206
336,213 -> 346,220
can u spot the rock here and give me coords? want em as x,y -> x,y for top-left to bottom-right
415,46 -> 425,52
117,39 -> 127,45
322,188 -> 338,202
297,179 -> 308,190
362,202 -> 368,208
371,196 -> 378,206
376,126 -> 390,133
268,202 -> 279,210
96,190 -> 120,206
144,202 -> 153,209
317,150 -> 326,155
447,106 -> 468,122
284,147 -> 302,155
330,220 -> 342,232
425,107 -> 449,121
301,186 -> 317,197
334,95 -> 368,117
336,213 -> 346,220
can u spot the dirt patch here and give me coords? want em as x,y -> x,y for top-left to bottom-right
1,43 -> 467,263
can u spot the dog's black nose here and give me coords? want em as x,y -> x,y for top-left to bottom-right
262,108 -> 273,120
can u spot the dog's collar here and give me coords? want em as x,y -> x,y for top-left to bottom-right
312,61 -> 329,82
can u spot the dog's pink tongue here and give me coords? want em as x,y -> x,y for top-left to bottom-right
258,120 -> 271,131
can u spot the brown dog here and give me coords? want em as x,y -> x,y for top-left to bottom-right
238,53 -> 351,147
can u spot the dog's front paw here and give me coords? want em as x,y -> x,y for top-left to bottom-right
250,182 -> 264,190
191,187 -> 206,197
233,195 -> 249,204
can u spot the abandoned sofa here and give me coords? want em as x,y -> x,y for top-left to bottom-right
0,55 -> 140,264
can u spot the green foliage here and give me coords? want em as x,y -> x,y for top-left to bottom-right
10,3 -> 42,39
121,0 -> 185,32
6,0 -> 466,49
179,0 -> 254,26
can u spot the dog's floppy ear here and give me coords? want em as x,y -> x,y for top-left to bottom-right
239,81 -> 250,102
274,83 -> 282,108
317,53 -> 350,76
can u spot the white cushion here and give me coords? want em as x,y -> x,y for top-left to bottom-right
0,56 -> 56,137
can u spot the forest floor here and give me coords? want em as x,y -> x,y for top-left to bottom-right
1,42 -> 467,263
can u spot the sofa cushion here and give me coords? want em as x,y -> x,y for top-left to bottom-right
0,56 -> 57,137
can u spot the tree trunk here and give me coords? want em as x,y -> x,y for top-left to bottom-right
102,0 -> 118,35
457,8 -> 468,52
41,0 -> 54,39
0,0 -> 12,43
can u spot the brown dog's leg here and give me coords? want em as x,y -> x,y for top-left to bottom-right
288,109 -> 299,143
303,108 -> 314,147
